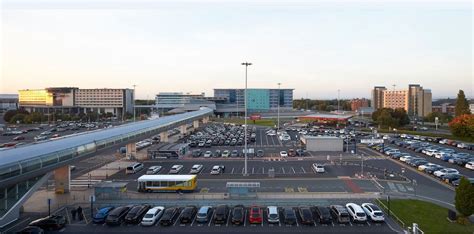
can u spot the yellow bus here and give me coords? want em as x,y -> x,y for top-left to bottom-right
137,175 -> 197,193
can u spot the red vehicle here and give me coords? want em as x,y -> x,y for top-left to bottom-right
13,136 -> 25,141
288,149 -> 296,157
249,206 -> 263,224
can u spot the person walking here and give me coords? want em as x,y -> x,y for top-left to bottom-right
77,206 -> 83,221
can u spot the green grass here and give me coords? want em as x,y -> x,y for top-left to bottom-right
212,118 -> 278,127
377,199 -> 474,234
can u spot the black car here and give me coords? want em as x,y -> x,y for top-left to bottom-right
106,206 -> 132,226
315,206 -> 332,224
124,204 -> 151,224
160,207 -> 179,226
442,173 -> 462,184
18,226 -> 44,234
231,205 -> 245,225
180,206 -> 197,224
213,205 -> 229,224
298,207 -> 314,225
282,207 -> 297,225
28,215 -> 66,231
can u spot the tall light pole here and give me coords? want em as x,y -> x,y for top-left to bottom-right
277,82 -> 281,132
133,84 -> 136,122
337,89 -> 340,113
241,62 -> 252,176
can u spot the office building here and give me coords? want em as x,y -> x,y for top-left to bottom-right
154,92 -> 216,113
383,90 -> 409,110
350,98 -> 369,111
75,88 -> 134,116
213,88 -> 293,116
432,103 -> 455,116
371,86 -> 386,110
0,94 -> 19,112
18,87 -> 134,117
371,84 -> 432,117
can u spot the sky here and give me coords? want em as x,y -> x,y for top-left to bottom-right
0,0 -> 472,99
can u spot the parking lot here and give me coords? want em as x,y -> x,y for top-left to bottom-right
55,199 -> 398,233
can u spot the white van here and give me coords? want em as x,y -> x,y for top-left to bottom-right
126,162 -> 144,174
146,166 -> 162,175
169,165 -> 184,174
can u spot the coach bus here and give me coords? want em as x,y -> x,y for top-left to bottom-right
137,175 -> 197,193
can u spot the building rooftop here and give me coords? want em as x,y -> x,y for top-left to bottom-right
299,113 -> 354,120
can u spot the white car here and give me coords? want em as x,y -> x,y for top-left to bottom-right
418,163 -> 437,171
190,164 -> 203,174
399,156 -> 413,162
312,163 -> 325,173
141,206 -> 164,226
210,165 -> 224,175
345,203 -> 367,222
267,131 -> 276,136
465,162 -> 474,170
433,168 -> 459,178
204,151 -> 213,158
457,143 -> 467,149
425,149 -> 438,157
146,166 -> 162,175
169,164 -> 184,174
280,151 -> 288,157
361,203 -> 385,222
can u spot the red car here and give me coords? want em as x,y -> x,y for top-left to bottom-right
249,206 -> 263,224
13,136 -> 25,141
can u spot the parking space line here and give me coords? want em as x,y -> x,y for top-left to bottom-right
241,167 -> 244,174
190,212 -> 197,226
349,221 -> 353,226
173,211 -> 183,226
231,167 -> 235,174
291,167 -> 296,174
252,167 -> 255,174
244,209 -> 247,227
282,167 -> 286,174
226,209 -> 231,227
262,167 -> 265,174
366,221 -> 371,226
300,167 -> 306,173
208,210 -> 215,227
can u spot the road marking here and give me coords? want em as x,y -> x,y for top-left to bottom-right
406,186 -> 414,192
396,183 -> 407,192
190,213 -> 197,226
282,167 -> 286,174
252,167 -> 255,174
208,210 -> 215,227
284,187 -> 294,192
297,187 -> 308,193
226,210 -> 231,227
262,167 -> 265,174
173,210 -> 183,226
300,167 -> 306,174
200,188 -> 209,193
231,167 -> 235,174
387,182 -> 398,192
291,167 -> 296,174
241,167 -> 244,174
366,221 -> 371,226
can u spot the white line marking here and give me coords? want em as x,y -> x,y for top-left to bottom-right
291,167 -> 296,174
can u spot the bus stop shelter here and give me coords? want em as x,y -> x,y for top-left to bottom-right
226,182 -> 260,199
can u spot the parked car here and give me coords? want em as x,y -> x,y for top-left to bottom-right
18,226 -> 45,234
315,206 -> 332,224
93,206 -> 115,223
267,206 -> 280,224
249,206 -> 263,224
282,207 -> 297,225
169,165 -> 184,174
106,206 -> 132,225
222,150 -> 230,158
256,150 -> 265,157
346,203 -> 367,222
442,173 -> 463,184
190,164 -> 204,174
213,205 -> 229,224
28,215 -> 66,231
211,165 -> 225,175
433,168 -> 459,178
231,205 -> 245,225
125,204 -> 150,224
196,206 -> 213,223
159,207 -> 179,226
204,151 -> 213,158
312,163 -> 325,173
146,166 -> 162,175
180,206 -> 197,224
141,206 -> 164,226
298,207 -> 314,225
280,151 -> 288,157
466,161 -> 474,170
361,203 -> 385,222
330,205 -> 350,224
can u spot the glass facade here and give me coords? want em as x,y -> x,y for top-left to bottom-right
214,88 -> 293,111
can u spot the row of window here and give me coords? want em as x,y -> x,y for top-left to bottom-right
144,180 -> 192,187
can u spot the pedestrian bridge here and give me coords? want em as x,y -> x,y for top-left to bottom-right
0,107 -> 213,228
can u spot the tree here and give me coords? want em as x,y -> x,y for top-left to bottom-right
455,90 -> 471,117
9,113 -> 27,124
455,177 -> 474,224
449,114 -> 474,139
377,109 -> 398,128
392,108 -> 410,126
424,112 -> 453,124
3,110 -> 17,122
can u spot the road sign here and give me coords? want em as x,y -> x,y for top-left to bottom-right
360,139 -> 384,144
47,198 -> 51,205
89,195 -> 96,202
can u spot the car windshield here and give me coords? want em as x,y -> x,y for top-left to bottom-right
269,214 -> 278,219
144,214 -> 154,218
252,213 -> 260,218
374,212 -> 384,217
357,212 -> 366,217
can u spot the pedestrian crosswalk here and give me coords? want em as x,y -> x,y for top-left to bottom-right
386,181 -> 414,194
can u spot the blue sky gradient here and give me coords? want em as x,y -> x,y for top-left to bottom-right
1,0 -> 472,99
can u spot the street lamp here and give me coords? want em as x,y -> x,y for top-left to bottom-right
337,89 -> 340,113
241,62 -> 252,176
133,84 -> 137,122
277,82 -> 281,133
